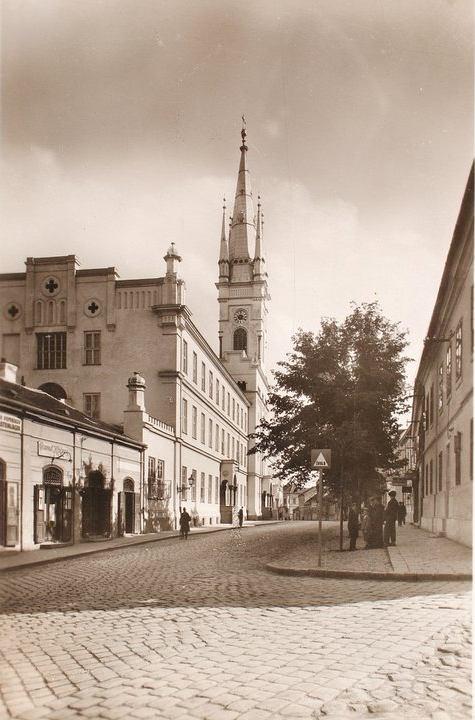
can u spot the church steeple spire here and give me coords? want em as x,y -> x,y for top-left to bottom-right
218,197 -> 229,279
229,117 -> 256,265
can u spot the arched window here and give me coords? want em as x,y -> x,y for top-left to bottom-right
43,466 -> 63,486
233,328 -> 247,353
47,300 -> 55,325
58,300 -> 66,324
38,383 -> 67,401
35,300 -> 44,326
123,478 -> 134,492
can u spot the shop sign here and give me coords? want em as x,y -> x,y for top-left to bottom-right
37,440 -> 72,462
0,412 -> 22,434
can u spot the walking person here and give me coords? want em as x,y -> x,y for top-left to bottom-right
398,501 -> 407,527
347,502 -> 359,551
384,490 -> 399,546
238,506 -> 244,528
368,496 -> 384,548
179,507 -> 191,540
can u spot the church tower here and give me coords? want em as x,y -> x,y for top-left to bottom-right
217,121 -> 271,519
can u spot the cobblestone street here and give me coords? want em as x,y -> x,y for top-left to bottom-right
0,523 -> 471,720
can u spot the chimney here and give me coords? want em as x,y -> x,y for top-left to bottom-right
126,372 -> 146,411
0,358 -> 18,384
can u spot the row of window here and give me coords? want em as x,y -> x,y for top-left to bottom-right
181,468 -> 220,504
36,332 -> 101,370
147,457 -> 166,499
181,398 -> 247,466
423,420 -> 473,495
34,299 -> 67,326
182,339 -> 247,430
425,318 -> 465,429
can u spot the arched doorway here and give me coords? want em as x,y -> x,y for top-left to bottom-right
81,470 -> 111,539
38,383 -> 67,401
121,478 -> 138,534
34,466 -> 72,544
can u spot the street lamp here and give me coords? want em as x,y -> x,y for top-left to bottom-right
177,474 -> 195,496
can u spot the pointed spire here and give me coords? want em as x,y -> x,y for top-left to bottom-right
229,117 -> 255,263
218,197 -> 229,279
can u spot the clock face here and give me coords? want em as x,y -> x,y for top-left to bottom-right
234,308 -> 248,325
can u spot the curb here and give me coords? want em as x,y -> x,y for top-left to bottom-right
1,522 -> 281,574
265,563 -> 472,582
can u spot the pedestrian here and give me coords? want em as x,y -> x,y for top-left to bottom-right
361,504 -> 371,548
384,491 -> 399,546
398,501 -> 407,527
368,496 -> 384,548
179,507 -> 191,540
347,502 -> 359,551
238,506 -> 244,528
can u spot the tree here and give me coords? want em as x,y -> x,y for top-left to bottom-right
253,302 -> 410,509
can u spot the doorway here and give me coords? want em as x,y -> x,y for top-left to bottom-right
81,471 -> 111,539
34,466 -> 72,544
119,478 -> 139,535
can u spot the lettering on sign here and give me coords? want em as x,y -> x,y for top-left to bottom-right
0,413 -> 22,433
37,440 -> 72,462
311,448 -> 332,469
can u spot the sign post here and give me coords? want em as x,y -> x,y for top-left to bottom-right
311,449 -> 331,567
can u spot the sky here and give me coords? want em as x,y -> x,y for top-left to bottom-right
1,0 -> 473,392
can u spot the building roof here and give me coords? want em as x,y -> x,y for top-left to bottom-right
0,379 -> 142,447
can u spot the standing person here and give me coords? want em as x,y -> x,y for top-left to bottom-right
362,504 -> 371,548
368,496 -> 384,548
238,506 -> 244,528
384,491 -> 399,546
347,502 -> 359,551
398,501 -> 407,526
179,507 -> 191,540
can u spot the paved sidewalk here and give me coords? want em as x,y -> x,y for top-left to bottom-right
0,520 -> 280,573
266,522 -> 472,580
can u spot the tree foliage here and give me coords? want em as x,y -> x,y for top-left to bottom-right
253,302 -> 410,502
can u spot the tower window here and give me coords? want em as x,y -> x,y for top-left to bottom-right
233,328 -> 247,353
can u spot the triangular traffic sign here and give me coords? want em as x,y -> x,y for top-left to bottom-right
313,452 -> 328,467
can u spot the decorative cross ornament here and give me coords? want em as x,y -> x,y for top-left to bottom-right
88,301 -> 99,315
7,304 -> 19,318
45,278 -> 59,294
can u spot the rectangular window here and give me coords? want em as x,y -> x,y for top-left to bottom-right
191,469 -> 197,501
438,451 -> 443,492
215,476 -> 219,504
455,320 -> 463,379
200,472 -> 205,503
200,413 -> 205,444
148,457 -> 156,498
429,458 -> 433,494
182,340 -> 188,374
192,352 -> 198,383
429,384 -> 434,427
215,424 -> 219,451
232,436 -> 235,459
209,371 -> 213,399
37,332 -> 67,369
84,331 -> 101,365
227,392 -> 230,415
182,398 -> 188,434
221,429 -> 225,455
424,393 -> 429,432
208,418 -> 213,448
454,432 -> 462,485
216,379 -> 220,405
221,384 -> 225,410
232,398 -> 235,422
227,433 -> 230,457
192,405 -> 197,439
181,466 -> 187,495
208,474 -> 212,504
201,362 -> 206,391
446,344 -> 452,398
84,393 -> 100,420
438,363 -> 443,412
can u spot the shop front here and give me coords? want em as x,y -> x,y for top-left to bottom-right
34,466 -> 73,545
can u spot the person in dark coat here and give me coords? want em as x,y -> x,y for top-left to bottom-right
384,491 -> 399,546
238,507 -> 244,528
347,502 -> 359,551
368,496 -> 384,548
179,507 -> 191,540
398,501 -> 407,526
